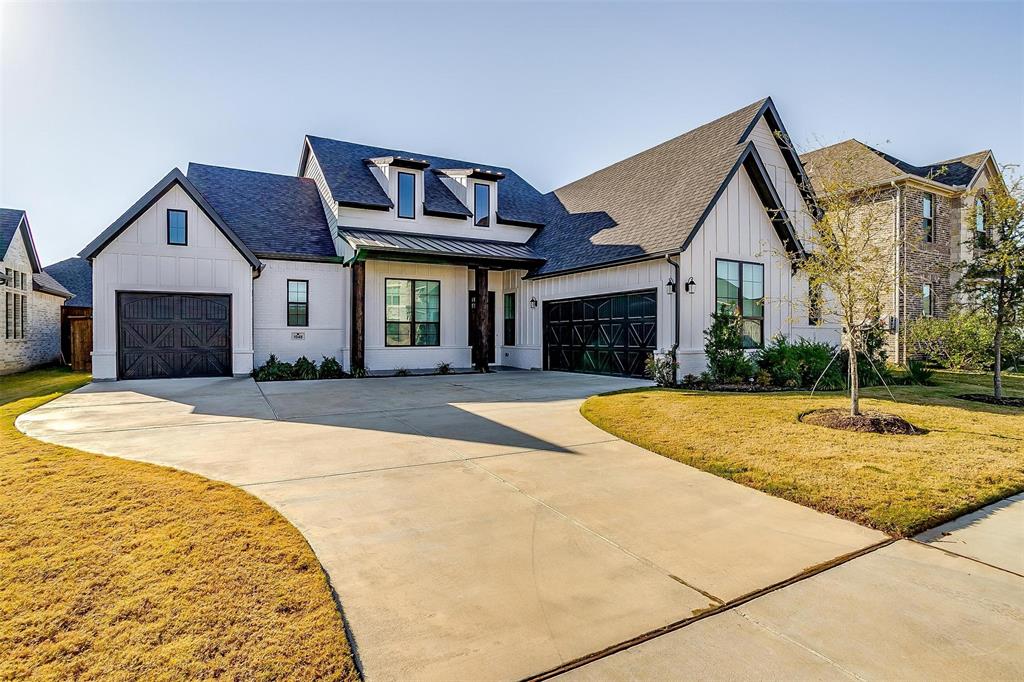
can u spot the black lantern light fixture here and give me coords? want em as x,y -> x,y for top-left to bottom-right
684,277 -> 696,294
529,296 -> 538,309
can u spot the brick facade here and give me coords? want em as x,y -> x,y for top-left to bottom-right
1,229 -> 64,375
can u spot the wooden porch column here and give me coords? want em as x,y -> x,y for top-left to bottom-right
473,266 -> 492,372
350,259 -> 365,372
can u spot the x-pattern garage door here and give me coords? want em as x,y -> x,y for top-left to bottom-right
543,289 -> 657,378
118,292 -> 232,379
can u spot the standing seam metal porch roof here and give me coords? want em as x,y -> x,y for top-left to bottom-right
339,228 -> 543,264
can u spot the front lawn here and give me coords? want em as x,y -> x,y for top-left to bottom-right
0,367 -> 358,680
581,372 -> 1024,537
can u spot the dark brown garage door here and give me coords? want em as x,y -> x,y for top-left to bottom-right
118,292 -> 232,379
543,289 -> 657,378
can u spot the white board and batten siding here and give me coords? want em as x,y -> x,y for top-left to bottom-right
363,260 -> 475,371
90,184 -> 256,379
252,259 -> 349,368
301,148 -> 340,240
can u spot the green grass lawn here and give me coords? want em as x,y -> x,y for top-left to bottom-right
581,371 -> 1024,537
0,367 -> 358,680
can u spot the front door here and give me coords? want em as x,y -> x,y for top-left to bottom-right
468,290 -> 496,364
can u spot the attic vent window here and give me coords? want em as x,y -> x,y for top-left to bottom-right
397,172 -> 415,219
474,183 -> 490,227
167,209 -> 187,246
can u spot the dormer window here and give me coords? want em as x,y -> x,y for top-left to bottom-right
474,183 -> 490,227
397,172 -> 416,219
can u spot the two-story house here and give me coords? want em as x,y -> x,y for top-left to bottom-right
801,140 -> 1002,362
1,208 -> 73,374
80,97 -> 839,381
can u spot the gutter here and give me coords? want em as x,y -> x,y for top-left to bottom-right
891,181 -> 901,362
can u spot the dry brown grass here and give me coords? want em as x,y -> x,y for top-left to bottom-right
0,367 -> 358,681
581,372 -> 1024,537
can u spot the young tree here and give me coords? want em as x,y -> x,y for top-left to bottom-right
959,167 -> 1024,399
794,145 -> 902,415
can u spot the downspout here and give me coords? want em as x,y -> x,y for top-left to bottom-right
665,254 -> 681,383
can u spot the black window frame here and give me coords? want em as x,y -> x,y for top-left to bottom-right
503,292 -> 516,346
287,279 -> 309,327
167,209 -> 188,246
922,193 -> 934,243
807,280 -> 822,326
384,278 -> 440,347
473,182 -> 490,227
714,258 -> 765,349
397,171 -> 416,220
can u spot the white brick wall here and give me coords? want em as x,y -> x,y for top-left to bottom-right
1,229 -> 64,375
253,258 -> 348,367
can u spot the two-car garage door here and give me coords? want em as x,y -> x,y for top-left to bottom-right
543,289 -> 657,378
117,292 -> 232,379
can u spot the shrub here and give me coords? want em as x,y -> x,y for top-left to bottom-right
755,336 -> 802,387
350,366 -> 369,378
292,356 -> 318,380
704,309 -> 754,383
905,360 -> 936,386
318,356 -> 344,379
644,353 -> 678,387
681,373 -> 702,388
393,367 -> 410,377
908,311 -> 995,371
753,369 -> 772,387
435,361 -> 454,375
252,354 -> 294,382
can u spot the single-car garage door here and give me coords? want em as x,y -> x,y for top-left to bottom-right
117,292 -> 232,379
543,289 -> 657,378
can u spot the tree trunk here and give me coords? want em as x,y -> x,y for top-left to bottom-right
849,333 -> 860,416
994,324 -> 1003,400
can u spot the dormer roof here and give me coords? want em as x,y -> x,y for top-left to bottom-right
300,136 -> 548,225
366,155 -> 431,170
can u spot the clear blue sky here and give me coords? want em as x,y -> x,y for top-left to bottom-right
2,1 -> 1021,264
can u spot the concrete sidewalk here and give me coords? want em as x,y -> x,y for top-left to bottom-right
19,372 -> 885,681
560,496 -> 1024,681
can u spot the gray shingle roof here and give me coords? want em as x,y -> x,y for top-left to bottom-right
801,140 -> 990,192
33,270 -> 72,299
340,228 -> 542,264
304,136 -> 549,226
44,256 -> 92,306
187,164 -> 336,261
0,208 -> 27,260
530,98 -> 771,275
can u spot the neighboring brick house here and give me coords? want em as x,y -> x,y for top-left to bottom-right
801,140 -> 1001,363
0,209 -> 73,374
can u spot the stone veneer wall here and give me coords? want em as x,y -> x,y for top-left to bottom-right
897,186 -> 958,362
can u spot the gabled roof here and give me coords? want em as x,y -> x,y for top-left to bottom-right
79,168 -> 262,269
300,136 -> 549,226
187,164 -> 336,261
0,208 -> 42,272
800,139 -> 992,192
44,256 -> 92,306
33,271 -> 72,299
529,98 -> 807,276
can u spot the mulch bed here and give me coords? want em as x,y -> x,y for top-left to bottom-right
801,408 -> 922,435
956,393 -> 1024,408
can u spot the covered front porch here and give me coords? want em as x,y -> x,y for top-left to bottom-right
339,228 -> 542,374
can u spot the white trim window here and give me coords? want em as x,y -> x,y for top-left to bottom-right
922,193 -> 934,243
975,197 -> 985,234
4,268 -> 28,340
922,283 -> 934,317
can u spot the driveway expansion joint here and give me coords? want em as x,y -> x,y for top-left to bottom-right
523,537 -> 898,682
908,538 -> 1024,579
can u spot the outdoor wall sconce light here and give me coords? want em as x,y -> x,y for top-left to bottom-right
684,277 -> 696,294
666,278 -> 677,294
529,297 -> 538,309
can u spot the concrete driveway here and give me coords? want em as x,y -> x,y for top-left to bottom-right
20,371 -> 887,680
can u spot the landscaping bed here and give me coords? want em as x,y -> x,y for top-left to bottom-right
581,372 -> 1024,537
956,393 -> 1024,408
0,368 -> 358,680
800,408 -> 922,435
